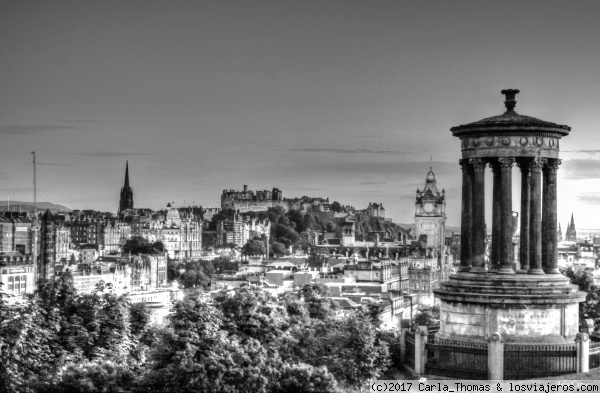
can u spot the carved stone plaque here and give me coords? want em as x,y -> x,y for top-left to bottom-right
496,309 -> 561,337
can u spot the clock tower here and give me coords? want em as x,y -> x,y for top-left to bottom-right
415,167 -> 446,248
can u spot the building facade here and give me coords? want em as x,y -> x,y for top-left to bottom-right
132,204 -> 202,260
217,213 -> 271,248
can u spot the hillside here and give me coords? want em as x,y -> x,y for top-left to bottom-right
0,201 -> 72,213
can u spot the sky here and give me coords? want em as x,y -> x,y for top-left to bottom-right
2,1 -> 600,229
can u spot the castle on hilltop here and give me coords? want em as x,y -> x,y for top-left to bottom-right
221,185 -> 330,213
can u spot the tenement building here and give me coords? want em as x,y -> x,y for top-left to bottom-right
0,213 -> 36,297
430,89 -> 586,379
216,213 -> 271,248
131,203 -> 202,260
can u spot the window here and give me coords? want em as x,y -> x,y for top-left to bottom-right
8,276 -> 14,290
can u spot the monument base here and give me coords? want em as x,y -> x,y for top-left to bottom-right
433,272 -> 586,343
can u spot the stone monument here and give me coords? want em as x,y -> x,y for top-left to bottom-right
434,89 -> 586,344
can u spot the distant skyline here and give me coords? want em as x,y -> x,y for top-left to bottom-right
2,1 -> 600,228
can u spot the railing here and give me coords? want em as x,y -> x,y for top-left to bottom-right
405,331 -> 415,369
504,344 -> 576,380
590,341 -> 600,369
425,338 -> 488,379
389,342 -> 404,369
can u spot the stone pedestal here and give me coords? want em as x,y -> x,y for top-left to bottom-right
434,273 -> 586,344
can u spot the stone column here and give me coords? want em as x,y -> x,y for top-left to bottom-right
459,159 -> 473,272
414,326 -> 428,375
517,160 -> 531,272
487,332 -> 505,380
543,159 -> 561,274
490,160 -> 501,272
576,332 -> 590,374
470,158 -> 487,273
529,158 -> 546,274
498,157 -> 515,274
400,323 -> 409,363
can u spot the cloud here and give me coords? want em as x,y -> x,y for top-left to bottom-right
561,159 -> 600,180
562,150 -> 600,155
285,148 -> 403,155
0,125 -> 82,134
38,162 -> 70,166
56,119 -> 103,124
76,151 -> 154,157
354,134 -> 385,138
575,193 -> 600,205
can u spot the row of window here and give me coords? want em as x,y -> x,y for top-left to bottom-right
6,275 -> 27,293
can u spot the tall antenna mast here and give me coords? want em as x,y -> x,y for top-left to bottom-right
32,152 -> 36,217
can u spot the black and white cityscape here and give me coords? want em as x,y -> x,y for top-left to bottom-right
2,1 -> 600,392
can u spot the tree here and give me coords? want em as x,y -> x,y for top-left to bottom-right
215,287 -> 289,344
270,242 -> 287,257
152,241 -> 165,252
122,236 -> 153,255
325,221 -> 337,233
563,267 -> 594,292
174,260 -> 215,289
242,239 -> 266,256
303,213 -> 317,231
331,201 -> 342,213
272,363 -> 340,393
413,305 -> 440,327
563,268 -> 600,322
140,298 -> 281,393
301,283 -> 337,320
326,314 -> 391,392
0,299 -> 57,392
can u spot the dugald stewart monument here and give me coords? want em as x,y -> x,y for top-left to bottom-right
427,90 -> 587,379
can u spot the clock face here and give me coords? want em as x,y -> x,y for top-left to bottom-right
423,203 -> 434,213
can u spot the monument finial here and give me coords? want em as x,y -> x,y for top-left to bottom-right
501,89 -> 520,112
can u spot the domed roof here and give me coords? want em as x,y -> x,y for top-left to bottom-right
450,89 -> 570,136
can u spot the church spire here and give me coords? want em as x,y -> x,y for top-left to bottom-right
124,160 -> 130,188
118,161 -> 134,217
565,213 -> 577,242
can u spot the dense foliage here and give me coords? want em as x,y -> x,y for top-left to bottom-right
167,258 -> 239,289
0,279 -> 396,392
562,267 -> 600,323
413,305 -> 440,328
122,236 -> 164,255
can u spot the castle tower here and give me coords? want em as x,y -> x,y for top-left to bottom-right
118,161 -> 134,216
38,209 -> 55,281
414,167 -> 446,249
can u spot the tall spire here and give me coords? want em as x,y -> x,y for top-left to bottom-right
118,161 -> 134,216
565,213 -> 577,242
124,160 -> 130,188
570,212 -> 575,229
